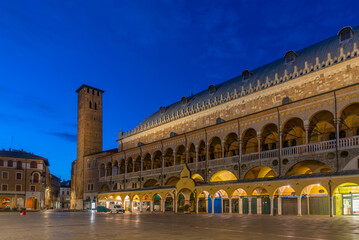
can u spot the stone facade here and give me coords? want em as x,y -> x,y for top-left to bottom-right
72,26 -> 359,216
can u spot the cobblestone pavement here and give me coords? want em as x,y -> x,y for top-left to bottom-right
1,211 -> 359,240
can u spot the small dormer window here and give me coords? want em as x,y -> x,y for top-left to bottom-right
208,84 -> 217,94
338,26 -> 354,42
284,50 -> 297,63
181,96 -> 188,105
241,70 -> 253,81
159,106 -> 166,114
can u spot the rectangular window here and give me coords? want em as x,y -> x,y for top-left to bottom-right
87,184 -> 90,191
91,184 -> 93,191
30,185 -> 36,192
67,190 -> 70,194
2,171 -> 8,180
62,191 -> 64,195
16,185 -> 22,191
16,172 -> 22,180
1,184 -> 7,191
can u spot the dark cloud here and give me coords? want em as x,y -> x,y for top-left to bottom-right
43,131 -> 76,142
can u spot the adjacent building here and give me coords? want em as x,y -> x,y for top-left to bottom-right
0,149 -> 51,210
60,180 -> 71,209
49,174 -> 61,209
72,26 -> 359,216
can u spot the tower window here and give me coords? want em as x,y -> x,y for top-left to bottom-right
87,88 -> 89,93
89,101 -> 92,109
94,102 -> 97,110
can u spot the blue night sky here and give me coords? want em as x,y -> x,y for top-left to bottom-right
1,0 -> 359,180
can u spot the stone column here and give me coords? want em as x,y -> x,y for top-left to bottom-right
173,152 -> 176,166
174,198 -> 178,213
150,200 -> 153,212
297,196 -> 302,216
257,197 -> 262,215
222,141 -> 225,159
196,198 -> 199,214
211,197 -> 215,214
248,197 -> 252,215
229,198 -> 232,214
162,199 -> 165,213
129,200 -> 132,212
270,197 -> 274,216
278,197 -> 282,216
305,124 -> 309,151
329,194 -> 334,217
139,200 -> 142,212
195,145 -> 199,169
239,198 -> 243,214
205,198 -> 208,213
257,132 -> 261,153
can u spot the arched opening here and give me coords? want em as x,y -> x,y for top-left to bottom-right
224,133 -> 239,157
153,151 -> 162,169
106,162 -> 112,176
153,194 -> 162,212
308,110 -> 335,143
210,170 -> 237,182
242,128 -> 258,154
261,124 -> 279,151
175,145 -> 185,165
198,191 -> 209,213
142,195 -> 151,211
339,103 -> 359,139
165,194 -> 174,212
99,164 -> 105,177
244,166 -> 276,179
274,185 -> 297,215
100,184 -> 110,193
119,159 -> 125,174
208,190 -> 228,213
177,193 -> 185,213
191,173 -> 204,182
286,160 -> 332,176
124,196 -> 131,211
208,136 -> 222,160
231,189 -> 247,214
143,154 -> 151,170
251,188 -> 270,215
113,161 -> 118,175
127,158 -> 133,173
334,183 -> 359,215
143,179 -> 160,188
282,118 -> 305,148
132,195 -> 140,212
188,143 -> 196,163
165,176 -> 180,186
301,184 -> 329,215
26,197 -> 38,210
134,156 -> 141,172
164,148 -> 174,167
198,141 -> 206,162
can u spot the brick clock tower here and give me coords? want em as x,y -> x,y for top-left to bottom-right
73,85 -> 104,209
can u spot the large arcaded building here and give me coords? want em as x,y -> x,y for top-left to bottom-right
71,26 -> 359,216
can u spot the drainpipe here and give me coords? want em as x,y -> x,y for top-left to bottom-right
204,129 -> 208,182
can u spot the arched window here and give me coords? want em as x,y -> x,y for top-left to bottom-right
87,160 -> 91,168
338,26 -> 354,42
30,161 -> 37,168
8,160 -> 13,167
16,161 -> 22,170
284,50 -> 297,63
242,70 -> 253,81
94,102 -> 97,110
89,101 -> 92,108
33,173 -> 40,183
